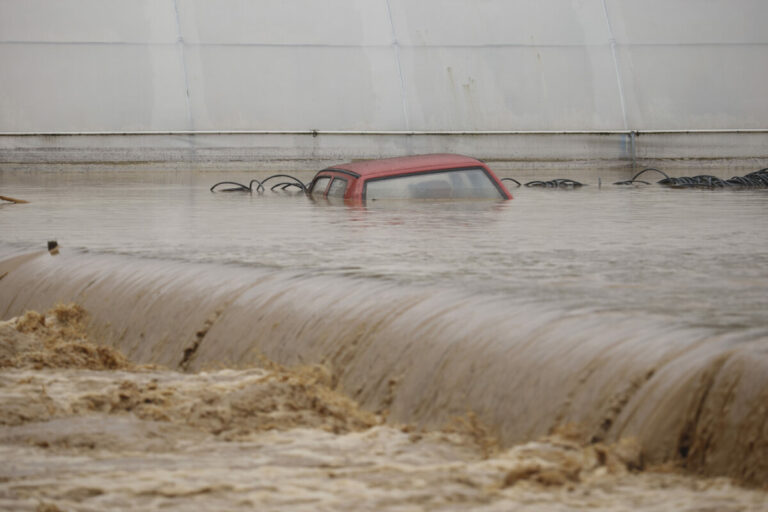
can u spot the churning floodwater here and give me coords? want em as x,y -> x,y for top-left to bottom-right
1,167 -> 768,510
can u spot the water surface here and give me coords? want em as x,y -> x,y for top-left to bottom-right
2,169 -> 767,332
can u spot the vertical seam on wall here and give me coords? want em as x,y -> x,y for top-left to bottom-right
173,0 -> 194,130
601,0 -> 629,130
384,0 -> 411,130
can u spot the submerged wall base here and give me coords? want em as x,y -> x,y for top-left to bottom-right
2,131 -> 767,174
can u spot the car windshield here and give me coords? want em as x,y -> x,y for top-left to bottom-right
365,168 -> 503,200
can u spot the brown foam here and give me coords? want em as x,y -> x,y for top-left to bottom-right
1,251 -> 767,486
1,310 -> 766,509
1,307 -> 377,436
72,363 -> 379,438
0,303 -> 132,371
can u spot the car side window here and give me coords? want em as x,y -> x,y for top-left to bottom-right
327,177 -> 348,198
310,176 -> 331,196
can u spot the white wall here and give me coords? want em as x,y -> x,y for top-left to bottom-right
1,0 -> 767,132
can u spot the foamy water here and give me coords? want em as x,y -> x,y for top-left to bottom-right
1,306 -> 766,511
1,168 -> 768,508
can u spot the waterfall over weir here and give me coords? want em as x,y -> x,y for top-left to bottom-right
1,249 -> 766,485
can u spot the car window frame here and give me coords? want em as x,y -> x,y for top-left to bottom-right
309,175 -> 332,197
327,177 -> 349,198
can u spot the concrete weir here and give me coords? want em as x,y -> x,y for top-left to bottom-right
1,249 -> 767,485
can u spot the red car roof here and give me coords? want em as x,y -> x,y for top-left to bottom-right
327,153 -> 486,178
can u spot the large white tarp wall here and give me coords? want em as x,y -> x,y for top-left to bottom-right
1,0 -> 767,133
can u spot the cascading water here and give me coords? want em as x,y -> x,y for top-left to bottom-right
1,246 -> 766,484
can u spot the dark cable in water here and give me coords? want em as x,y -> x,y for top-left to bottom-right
210,174 -> 307,193
270,182 -> 306,191
211,167 -> 768,195
657,168 -> 768,188
500,177 -> 521,188
500,167 -> 767,190
501,177 -> 585,188
525,178 -> 585,188
612,167 -> 768,188
257,174 -> 308,193
209,181 -> 253,193
613,168 -> 670,186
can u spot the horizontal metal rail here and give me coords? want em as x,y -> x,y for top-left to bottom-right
1,129 -> 767,137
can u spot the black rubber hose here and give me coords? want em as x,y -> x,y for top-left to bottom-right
553,179 -> 585,188
655,167 -> 768,189
524,179 -> 585,188
633,168 -> 670,181
270,182 -> 306,191
749,171 -> 768,186
210,181 -> 252,192
210,175 -> 306,194
698,175 -> 726,187
614,167 -> 670,185
257,174 -> 308,193
501,177 -> 522,187
727,176 -> 750,186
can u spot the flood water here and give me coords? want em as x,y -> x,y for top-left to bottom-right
1,168 -> 767,510
2,169 -> 767,330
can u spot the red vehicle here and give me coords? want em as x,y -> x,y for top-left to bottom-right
308,154 -> 513,201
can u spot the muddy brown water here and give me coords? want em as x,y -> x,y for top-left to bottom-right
1,168 -> 767,509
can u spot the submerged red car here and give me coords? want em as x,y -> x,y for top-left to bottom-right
308,154 -> 513,201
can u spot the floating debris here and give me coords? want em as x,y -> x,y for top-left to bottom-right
0,195 -> 29,204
